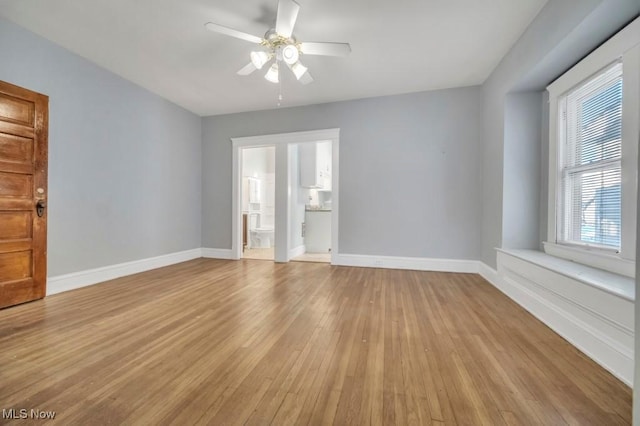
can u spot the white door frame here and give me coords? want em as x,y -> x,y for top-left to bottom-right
231,128 -> 340,263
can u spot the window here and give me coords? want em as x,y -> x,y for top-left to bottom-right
546,18 -> 639,277
559,63 -> 622,249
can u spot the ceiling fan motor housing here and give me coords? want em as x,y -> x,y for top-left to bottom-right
262,30 -> 301,65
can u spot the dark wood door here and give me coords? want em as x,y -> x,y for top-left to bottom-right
0,80 -> 48,309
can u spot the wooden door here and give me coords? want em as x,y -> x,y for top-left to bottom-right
0,80 -> 48,309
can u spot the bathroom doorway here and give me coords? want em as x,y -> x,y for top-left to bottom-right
241,146 -> 276,261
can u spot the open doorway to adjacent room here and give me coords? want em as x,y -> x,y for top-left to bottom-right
290,141 -> 332,264
241,146 -> 276,261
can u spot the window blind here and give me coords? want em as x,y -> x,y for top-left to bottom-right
560,62 -> 623,249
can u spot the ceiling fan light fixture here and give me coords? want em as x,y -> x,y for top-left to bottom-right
291,61 -> 308,80
265,62 -> 279,83
250,51 -> 271,69
282,44 -> 299,65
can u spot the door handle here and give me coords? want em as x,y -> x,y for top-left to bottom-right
36,200 -> 46,217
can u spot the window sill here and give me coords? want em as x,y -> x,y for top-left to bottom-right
543,241 -> 634,278
497,248 -> 635,302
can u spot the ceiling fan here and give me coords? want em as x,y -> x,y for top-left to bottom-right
205,0 -> 351,85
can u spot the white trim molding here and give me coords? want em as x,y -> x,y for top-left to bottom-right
231,128 -> 340,264
289,245 -> 306,259
333,253 -> 479,273
201,248 -> 235,259
543,241 -> 634,278
546,17 -> 640,97
478,261 -> 500,285
47,248 -> 203,295
231,128 -> 340,147
546,17 -> 639,272
479,250 -> 634,387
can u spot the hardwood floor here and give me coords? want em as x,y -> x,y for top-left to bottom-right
291,252 -> 331,263
243,247 -> 275,260
0,259 -> 631,425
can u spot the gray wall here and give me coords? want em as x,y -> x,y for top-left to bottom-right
202,87 -> 483,260
502,92 -> 542,250
480,0 -> 640,268
0,17 -> 202,276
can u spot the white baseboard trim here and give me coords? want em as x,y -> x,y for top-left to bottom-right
479,259 -> 633,387
289,245 -> 306,259
201,248 -> 235,260
478,262 -> 500,285
332,253 -> 479,273
47,248 -> 203,295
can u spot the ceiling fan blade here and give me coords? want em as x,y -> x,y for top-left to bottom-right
276,0 -> 300,38
205,22 -> 263,44
299,42 -> 351,57
237,62 -> 258,76
299,71 -> 314,85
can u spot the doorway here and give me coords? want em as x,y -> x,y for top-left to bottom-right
231,129 -> 340,263
241,146 -> 276,261
289,141 -> 332,264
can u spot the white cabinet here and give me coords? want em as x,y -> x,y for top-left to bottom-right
305,210 -> 331,253
242,177 -> 261,211
299,141 -> 331,189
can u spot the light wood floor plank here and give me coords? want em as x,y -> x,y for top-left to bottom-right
0,258 -> 631,425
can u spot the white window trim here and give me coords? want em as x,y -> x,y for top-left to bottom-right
546,17 -> 640,278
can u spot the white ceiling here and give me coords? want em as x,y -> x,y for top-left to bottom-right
0,0 -> 548,116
